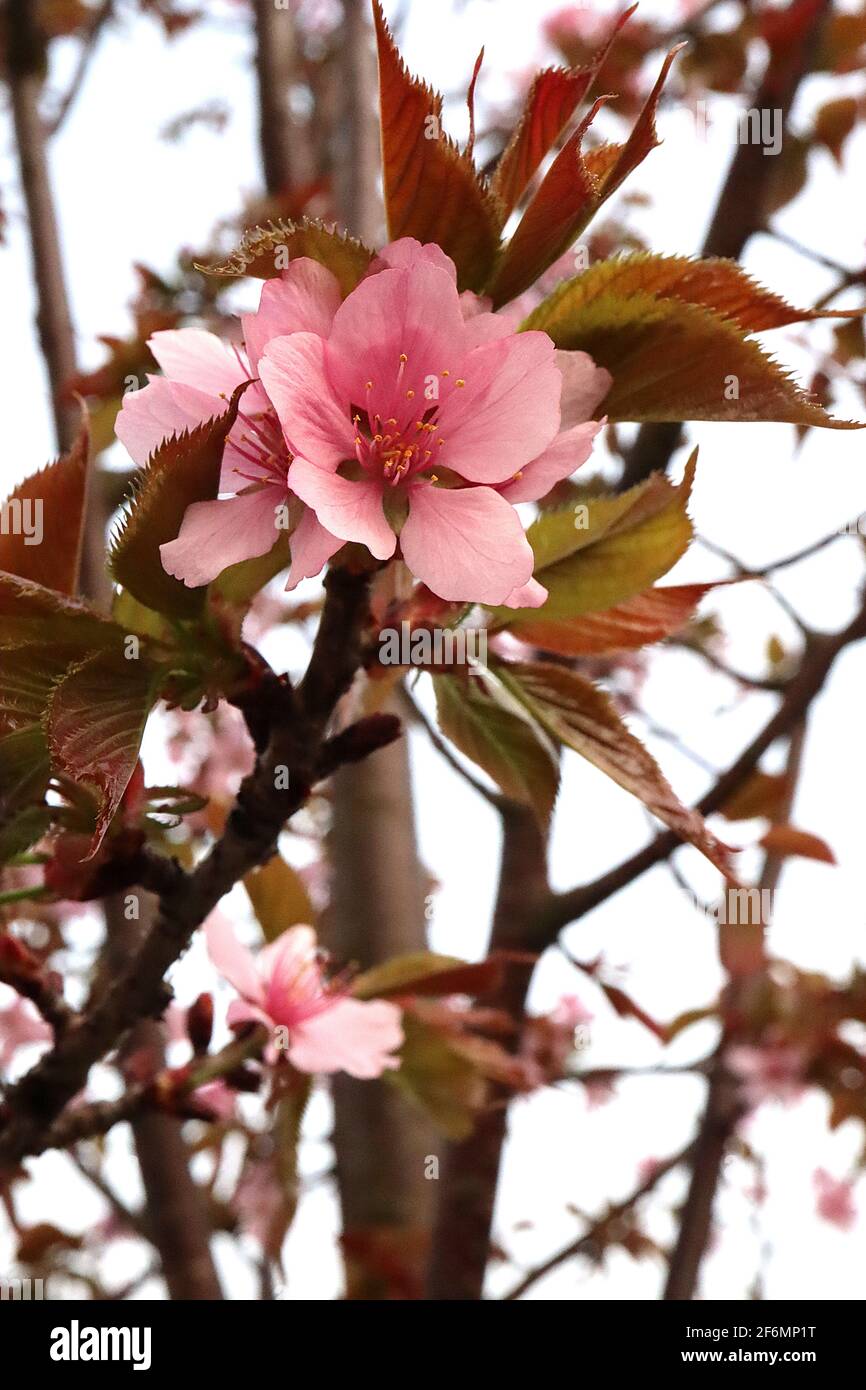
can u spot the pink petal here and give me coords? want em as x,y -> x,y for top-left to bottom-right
498,420 -> 602,503
371,238 -> 457,281
288,998 -> 404,1078
400,483 -> 535,604
434,331 -> 562,484
242,259 -> 342,371
116,377 -> 223,467
289,458 -> 396,561
259,926 -> 322,1027
326,263 -> 467,421
557,350 -> 612,426
259,332 -> 355,466
287,507 -> 344,590
160,487 -> 285,588
149,328 -> 250,395
501,577 -> 548,609
205,911 -> 266,1010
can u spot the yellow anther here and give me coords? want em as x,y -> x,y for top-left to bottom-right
365,380 -> 373,390
399,353 -> 408,364
456,379 -> 466,388
406,389 -> 415,398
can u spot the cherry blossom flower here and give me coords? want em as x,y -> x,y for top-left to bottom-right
813,1168 -> 857,1231
727,1043 -> 807,1109
117,238 -> 608,607
116,259 -> 345,590
261,238 -> 609,606
205,912 -> 403,1079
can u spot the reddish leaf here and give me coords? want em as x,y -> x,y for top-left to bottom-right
759,823 -> 836,865
720,771 -> 790,822
508,582 -> 720,656
500,660 -> 734,876
0,412 -> 89,596
109,383 -> 250,619
373,0 -> 500,291
45,651 -> 163,856
488,46 -> 682,306
490,6 -> 637,218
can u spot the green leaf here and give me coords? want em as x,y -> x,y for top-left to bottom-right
244,853 -> 315,941
45,651 -> 164,855
0,727 -> 51,816
497,456 -> 696,623
211,533 -> 290,605
524,290 -> 863,428
0,412 -> 90,595
109,383 -> 250,619
386,1013 -> 485,1141
499,660 -> 733,875
434,674 -> 559,827
197,218 -> 374,295
0,805 -> 52,868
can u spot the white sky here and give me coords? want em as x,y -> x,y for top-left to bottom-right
2,0 -> 866,1299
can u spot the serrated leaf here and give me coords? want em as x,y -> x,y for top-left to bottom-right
0,413 -> 89,595
487,47 -> 681,306
45,651 -> 163,856
434,674 -> 559,827
0,572 -> 120,650
525,253 -> 864,336
524,290 -> 864,427
497,456 -> 696,623
499,660 -> 733,875
197,217 -> 374,294
244,853 -> 315,941
109,384 -> 249,619
373,0 -> 501,291
0,644 -> 77,737
490,7 -> 636,218
507,582 -> 719,656
353,951 -> 502,1001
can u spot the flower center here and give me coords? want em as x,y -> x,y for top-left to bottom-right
351,353 -> 463,487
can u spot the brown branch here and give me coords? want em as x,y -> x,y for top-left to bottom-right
7,0 -> 78,451
0,567 -> 373,1168
426,805 -> 550,1300
536,598 -> 866,945
252,0 -> 313,196
663,719 -> 806,1300
47,0 -> 114,137
503,1138 -> 699,1301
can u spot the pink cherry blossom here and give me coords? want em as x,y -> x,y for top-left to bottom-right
727,1043 -> 807,1109
205,911 -> 403,1080
814,1168 -> 857,1231
116,259 -> 345,590
261,238 -> 608,606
